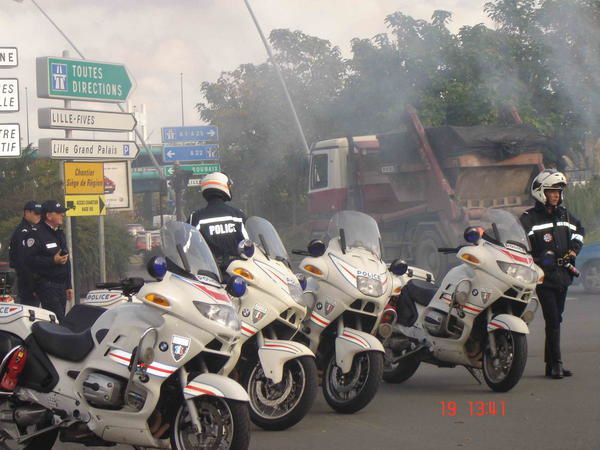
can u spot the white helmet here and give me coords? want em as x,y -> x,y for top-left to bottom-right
201,172 -> 232,201
531,169 -> 567,204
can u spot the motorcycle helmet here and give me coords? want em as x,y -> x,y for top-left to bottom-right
201,172 -> 233,201
531,169 -> 567,205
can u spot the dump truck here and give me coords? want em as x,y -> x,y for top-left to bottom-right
307,106 -> 546,279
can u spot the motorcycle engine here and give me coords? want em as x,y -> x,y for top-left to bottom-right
423,309 -> 447,337
82,373 -> 125,409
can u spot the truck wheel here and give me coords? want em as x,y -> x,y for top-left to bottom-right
415,231 -> 448,280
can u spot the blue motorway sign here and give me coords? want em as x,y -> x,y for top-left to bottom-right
163,144 -> 219,162
161,125 -> 218,143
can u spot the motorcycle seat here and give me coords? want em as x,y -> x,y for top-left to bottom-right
31,322 -> 94,362
405,279 -> 439,306
61,304 -> 106,333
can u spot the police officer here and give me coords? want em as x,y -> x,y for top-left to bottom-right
520,169 -> 584,379
187,172 -> 248,269
8,201 -> 42,306
25,200 -> 72,321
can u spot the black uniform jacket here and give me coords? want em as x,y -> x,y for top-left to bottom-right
8,219 -> 37,276
187,198 -> 248,264
520,202 -> 584,288
24,221 -> 72,288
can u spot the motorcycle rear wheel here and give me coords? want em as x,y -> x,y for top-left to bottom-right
322,351 -> 383,414
482,330 -> 527,392
170,396 -> 250,450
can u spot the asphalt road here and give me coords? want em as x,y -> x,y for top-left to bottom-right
66,286 -> 599,450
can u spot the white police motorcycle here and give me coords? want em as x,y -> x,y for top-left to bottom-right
383,209 -> 541,392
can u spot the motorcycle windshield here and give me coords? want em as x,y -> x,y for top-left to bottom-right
479,209 -> 531,253
161,221 -> 221,281
326,210 -> 382,258
246,216 -> 290,262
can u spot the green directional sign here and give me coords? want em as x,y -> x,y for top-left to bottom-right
164,164 -> 221,177
36,56 -> 134,102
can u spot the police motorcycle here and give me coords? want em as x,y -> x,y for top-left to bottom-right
383,208 -> 541,392
293,211 -> 405,414
0,221 -> 251,450
219,216 -> 317,431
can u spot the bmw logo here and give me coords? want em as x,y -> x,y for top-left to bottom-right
159,342 -> 169,352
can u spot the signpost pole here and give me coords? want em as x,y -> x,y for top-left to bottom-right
61,50 -> 76,302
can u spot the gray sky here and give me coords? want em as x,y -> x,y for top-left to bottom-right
1,0 -> 491,146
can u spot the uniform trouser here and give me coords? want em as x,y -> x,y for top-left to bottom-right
16,274 -> 39,307
37,280 -> 67,322
536,285 -> 568,365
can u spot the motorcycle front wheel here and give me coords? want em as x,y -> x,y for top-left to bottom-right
170,396 -> 250,450
482,330 -> 527,392
243,356 -> 317,431
322,351 -> 383,414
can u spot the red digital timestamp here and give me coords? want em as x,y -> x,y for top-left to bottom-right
439,400 -> 507,417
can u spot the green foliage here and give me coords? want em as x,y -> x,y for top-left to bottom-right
72,216 -> 132,295
192,1 -> 600,244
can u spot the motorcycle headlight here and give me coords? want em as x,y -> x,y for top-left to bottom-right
287,280 -> 304,303
357,276 -> 383,297
497,261 -> 538,284
193,301 -> 240,331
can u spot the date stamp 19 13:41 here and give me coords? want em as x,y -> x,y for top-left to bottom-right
440,401 -> 507,417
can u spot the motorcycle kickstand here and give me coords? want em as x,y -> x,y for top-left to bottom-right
464,366 -> 483,385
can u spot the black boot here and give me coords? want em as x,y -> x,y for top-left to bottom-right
549,328 -> 564,379
544,332 -> 551,377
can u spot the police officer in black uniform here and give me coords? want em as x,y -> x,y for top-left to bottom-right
187,172 -> 248,270
8,201 -> 42,306
25,200 -> 73,321
520,169 -> 584,379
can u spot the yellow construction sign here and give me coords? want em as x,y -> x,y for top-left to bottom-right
65,194 -> 106,217
64,162 -> 104,195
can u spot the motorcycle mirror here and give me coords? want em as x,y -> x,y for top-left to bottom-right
307,239 -> 326,257
541,250 -> 556,267
147,256 -> 167,280
464,226 -> 482,244
237,239 -> 255,259
226,275 -> 247,298
389,259 -> 408,276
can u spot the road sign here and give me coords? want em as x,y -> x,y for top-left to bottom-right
36,56 -> 134,102
65,194 -> 106,216
161,126 -> 219,143
187,178 -> 203,187
164,163 -> 221,177
0,79 -> 19,112
39,138 -> 140,160
64,162 -> 104,195
0,48 -> 18,68
0,123 -> 20,158
38,107 -> 137,132
104,161 -> 132,210
132,166 -> 161,180
163,144 -> 219,162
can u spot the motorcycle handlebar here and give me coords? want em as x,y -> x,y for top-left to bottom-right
95,281 -> 123,289
437,247 -> 459,254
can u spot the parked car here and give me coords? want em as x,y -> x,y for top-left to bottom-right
575,242 -> 600,294
135,230 -> 161,252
